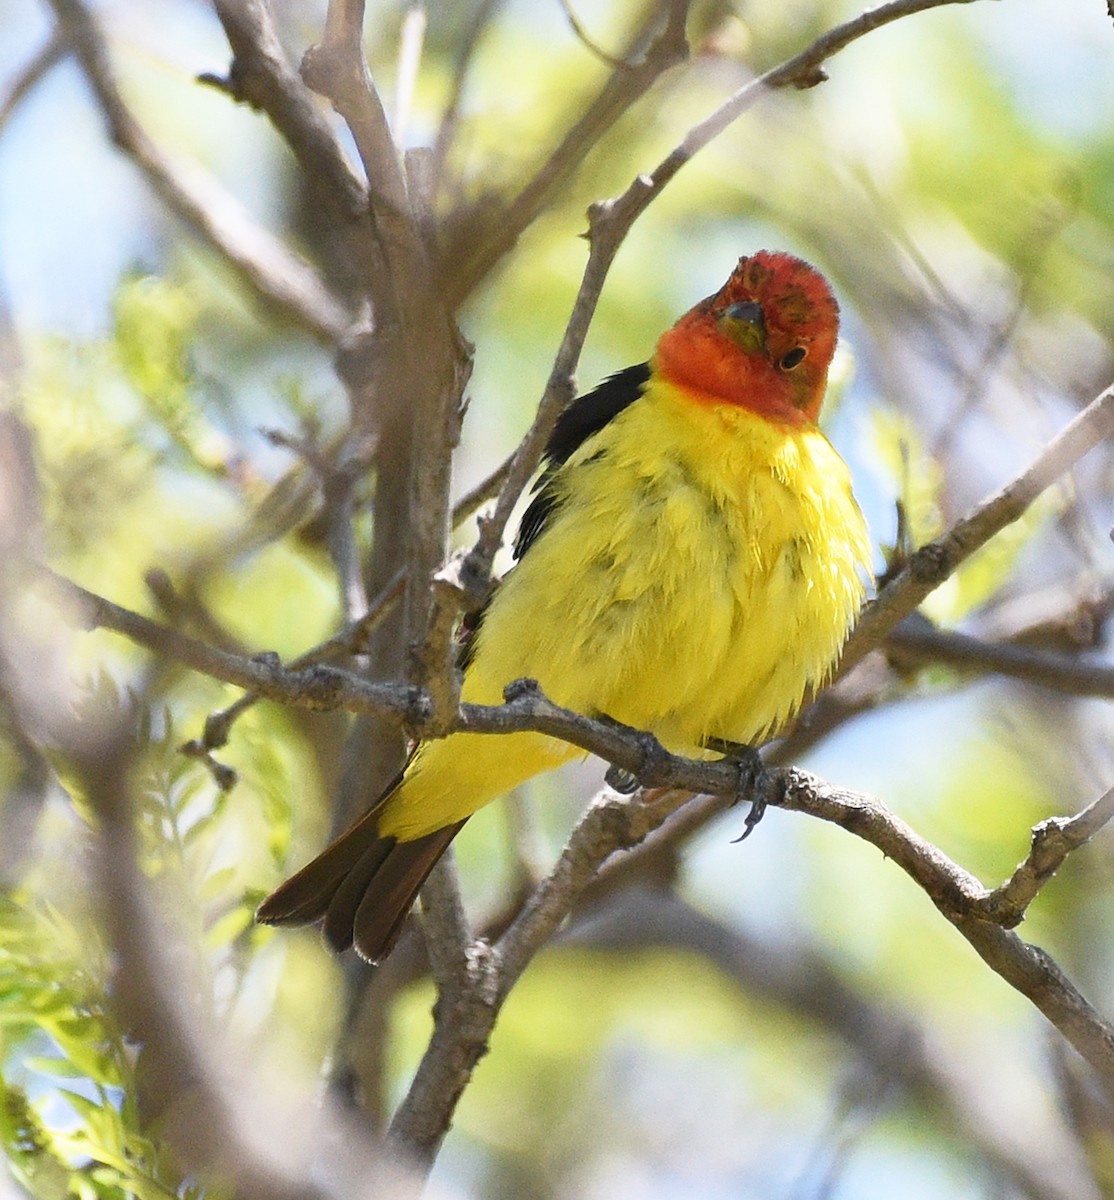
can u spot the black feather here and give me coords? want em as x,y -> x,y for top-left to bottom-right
545,362 -> 651,468
459,364 -> 650,674
456,597 -> 487,672
514,362 -> 649,561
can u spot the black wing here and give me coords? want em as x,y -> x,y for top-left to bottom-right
513,362 -> 650,561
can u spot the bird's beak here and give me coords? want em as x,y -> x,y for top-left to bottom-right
718,301 -> 767,354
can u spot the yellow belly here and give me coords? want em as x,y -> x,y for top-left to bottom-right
377,379 -> 870,840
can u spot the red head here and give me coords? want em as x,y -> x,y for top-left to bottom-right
653,251 -> 840,426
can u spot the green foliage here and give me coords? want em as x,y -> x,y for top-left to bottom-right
18,337 -> 157,568
0,897 -> 181,1200
0,1082 -> 74,1200
0,665 -> 306,1198
113,274 -> 218,468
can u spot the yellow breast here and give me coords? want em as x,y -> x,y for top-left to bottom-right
379,376 -> 870,841
465,377 -> 870,753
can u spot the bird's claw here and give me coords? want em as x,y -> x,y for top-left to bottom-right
731,791 -> 767,843
605,763 -> 640,794
705,741 -> 766,843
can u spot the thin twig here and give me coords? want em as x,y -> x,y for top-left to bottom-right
451,456 -> 513,529
456,187 -> 623,595
38,565 -> 426,722
449,0 -> 691,303
301,0 -> 417,273
208,0 -> 374,229
842,383 -> 1114,677
768,768 -> 1114,1106
412,567 -> 467,733
0,28 -> 67,135
48,0 -> 350,341
206,0 -> 400,372
885,615 -> 1114,698
264,425 -> 378,621
183,568 -> 406,770
979,577 -> 1114,649
980,787 -> 1114,927
559,0 -> 634,69
934,195 -> 1072,465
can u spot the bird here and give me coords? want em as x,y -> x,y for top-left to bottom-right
257,250 -> 872,963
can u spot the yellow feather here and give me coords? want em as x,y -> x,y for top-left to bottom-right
378,376 -> 870,841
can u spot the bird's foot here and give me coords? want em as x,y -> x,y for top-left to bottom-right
705,739 -> 767,842
597,711 -> 646,794
604,762 -> 640,794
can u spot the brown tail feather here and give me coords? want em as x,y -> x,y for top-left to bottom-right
255,804 -> 385,927
256,772 -> 466,962
320,838 -> 396,953
257,767 -> 407,927
347,824 -> 464,962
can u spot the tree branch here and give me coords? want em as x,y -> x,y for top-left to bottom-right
299,0 -> 472,723
981,786 -> 1114,927
385,940 -> 499,1164
206,0 -> 398,344
769,769 -> 1114,1104
448,0 -> 691,303
36,565 -> 429,723
208,0 -> 372,227
841,382 -> 1114,676
494,784 -> 693,985
300,0 -> 414,262
181,568 -> 407,786
885,614 -> 1114,699
37,560 -> 1114,1141
47,0 -> 350,341
571,891 -> 1102,1200
49,554 -> 1114,1048
391,760 -> 1114,1159
609,0 -> 991,286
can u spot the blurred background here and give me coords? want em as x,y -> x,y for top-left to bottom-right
1,1 -> 1113,1198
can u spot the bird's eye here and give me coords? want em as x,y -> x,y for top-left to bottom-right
779,346 -> 807,370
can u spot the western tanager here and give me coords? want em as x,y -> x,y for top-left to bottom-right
258,250 -> 871,962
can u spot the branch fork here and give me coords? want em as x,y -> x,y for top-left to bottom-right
980,787 -> 1114,927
